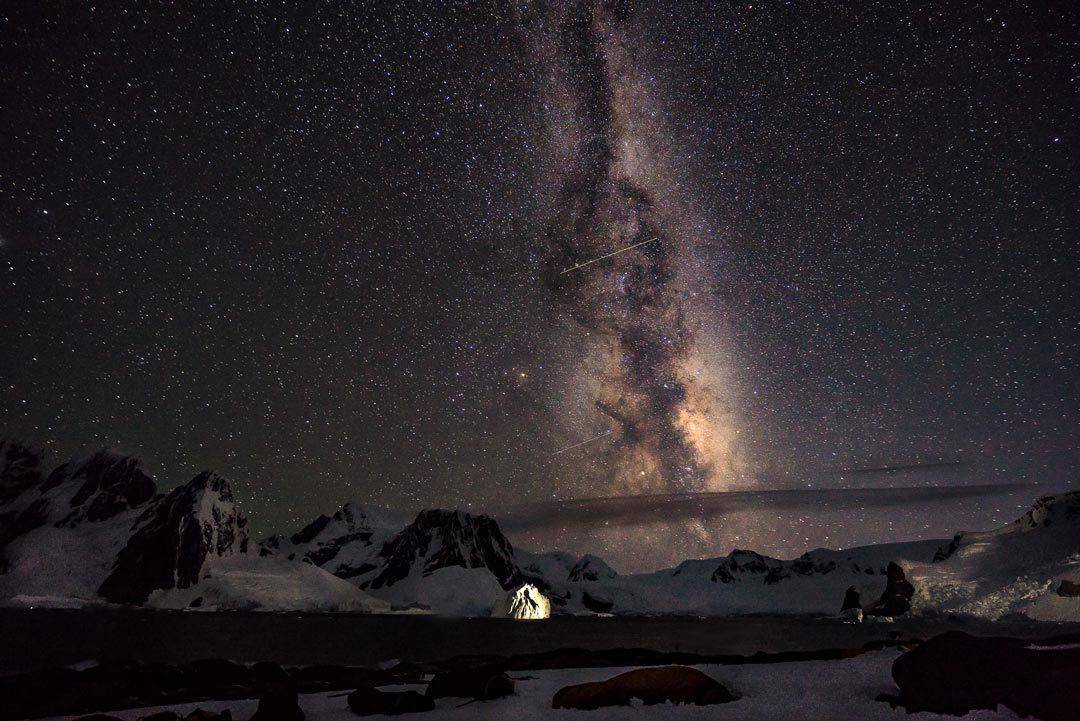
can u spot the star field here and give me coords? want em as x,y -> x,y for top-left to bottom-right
1,1 -> 1076,570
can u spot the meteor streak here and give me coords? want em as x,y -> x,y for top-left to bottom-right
553,429 -> 613,455
558,238 -> 658,275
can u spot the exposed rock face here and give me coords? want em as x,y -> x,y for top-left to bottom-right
709,549 -> 838,585
1057,579 -> 1080,597
493,583 -> 550,619
882,631 -> 1080,721
568,554 -> 617,582
841,585 -> 862,612
1,447 -> 159,578
49,451 -> 157,527
258,503 -> 403,580
868,562 -> 915,616
98,471 -> 248,604
365,509 -> 519,590
552,666 -> 735,710
0,439 -> 43,504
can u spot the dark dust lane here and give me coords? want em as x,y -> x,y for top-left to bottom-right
3,610 -> 1078,675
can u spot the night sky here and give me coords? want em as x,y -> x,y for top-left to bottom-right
2,1 -> 1076,570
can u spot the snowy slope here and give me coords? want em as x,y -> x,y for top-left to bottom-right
0,449 -> 157,600
147,556 -> 391,613
905,491 -> 1080,621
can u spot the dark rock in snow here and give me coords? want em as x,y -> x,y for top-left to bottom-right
98,471 -> 248,604
1057,579 -> 1080,597
184,709 -> 231,721
932,534 -> 962,562
841,585 -> 862,612
867,562 -> 914,616
72,715 -> 125,721
290,515 -> 332,545
347,686 -> 434,716
0,439 -> 43,503
552,666 -> 735,710
426,667 -> 514,700
580,591 -> 614,613
249,662 -> 303,721
883,631 -> 1080,721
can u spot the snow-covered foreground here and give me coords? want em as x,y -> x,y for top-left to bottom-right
41,652 -> 1024,721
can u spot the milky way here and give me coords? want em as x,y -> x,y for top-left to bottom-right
521,0 -> 738,499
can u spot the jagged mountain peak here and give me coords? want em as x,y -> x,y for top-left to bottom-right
568,554 -> 618,582
45,450 -> 157,528
97,471 -> 248,604
365,507 -> 518,591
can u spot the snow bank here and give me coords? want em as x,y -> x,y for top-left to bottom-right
147,556 -> 390,613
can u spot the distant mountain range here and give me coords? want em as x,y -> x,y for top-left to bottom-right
1,439 -> 1077,621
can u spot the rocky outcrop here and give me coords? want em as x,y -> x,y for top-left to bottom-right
568,554 -> 617,582
258,503 -> 402,580
364,509 -> 518,590
1,447 -> 158,577
552,666 -> 735,709
881,631 -> 1080,721
49,451 -> 157,527
868,562 -> 914,616
426,667 -> 514,700
248,662 -> 303,721
841,585 -> 862,612
98,471 -> 248,604
0,439 -> 43,504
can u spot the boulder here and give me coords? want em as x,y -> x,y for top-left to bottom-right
1057,579 -> 1080,597
426,667 -> 514,700
347,686 -> 434,716
867,562 -> 914,616
249,662 -> 303,721
881,631 -> 1080,721
552,666 -> 735,710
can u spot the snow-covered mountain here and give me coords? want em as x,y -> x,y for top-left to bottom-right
258,502 -> 404,580
98,470 -> 249,604
0,442 -> 384,612
3,439 -> 1075,619
904,491 -> 1080,621
271,492 -> 1077,620
0,446 -> 161,599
